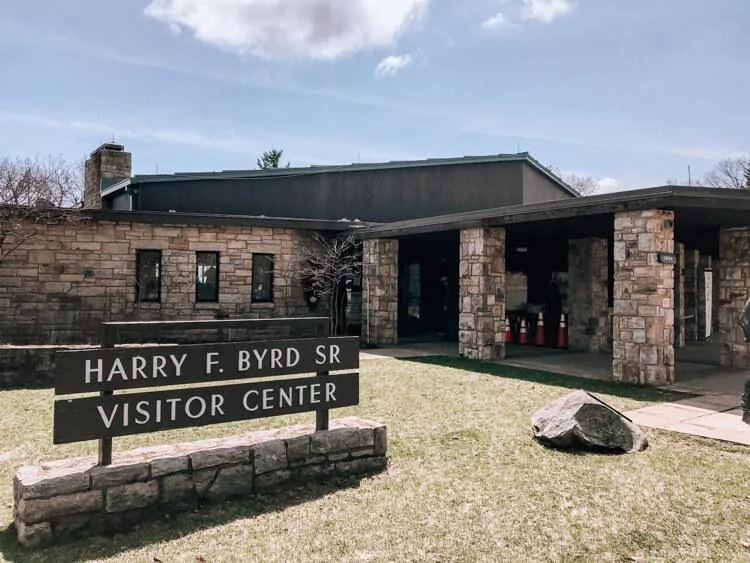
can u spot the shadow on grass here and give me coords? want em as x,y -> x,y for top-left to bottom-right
0,472 -> 380,562
404,356 -> 695,403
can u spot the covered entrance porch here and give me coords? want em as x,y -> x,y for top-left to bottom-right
360,187 -> 750,387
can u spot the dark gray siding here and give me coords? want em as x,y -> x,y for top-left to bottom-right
523,166 -> 576,204
106,192 -> 131,211
128,161 -> 528,222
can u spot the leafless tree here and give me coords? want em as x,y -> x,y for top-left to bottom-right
0,155 -> 84,264
302,233 -> 362,336
702,157 -> 750,189
546,165 -> 600,196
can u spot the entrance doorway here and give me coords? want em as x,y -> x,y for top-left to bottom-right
398,232 -> 459,341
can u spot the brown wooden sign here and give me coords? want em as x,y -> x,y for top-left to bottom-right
53,374 -> 359,444
53,334 -> 360,450
55,337 -> 359,394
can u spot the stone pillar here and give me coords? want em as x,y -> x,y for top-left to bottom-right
697,254 -> 712,340
84,143 -> 132,209
612,210 -> 675,385
458,227 -> 506,360
684,249 -> 699,343
362,239 -> 399,347
676,243 -> 686,348
568,238 -> 610,352
718,228 -> 750,367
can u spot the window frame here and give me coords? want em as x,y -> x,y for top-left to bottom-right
135,249 -> 162,303
251,253 -> 275,304
195,251 -> 220,303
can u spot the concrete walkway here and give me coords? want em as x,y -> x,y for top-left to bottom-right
624,395 -> 749,446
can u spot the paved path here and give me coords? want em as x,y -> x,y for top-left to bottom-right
624,394 -> 750,446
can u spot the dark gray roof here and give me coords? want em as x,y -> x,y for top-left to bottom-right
114,152 -> 579,198
358,186 -> 750,238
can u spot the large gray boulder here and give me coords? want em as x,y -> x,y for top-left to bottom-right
531,390 -> 648,453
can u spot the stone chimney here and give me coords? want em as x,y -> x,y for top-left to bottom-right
83,143 -> 132,209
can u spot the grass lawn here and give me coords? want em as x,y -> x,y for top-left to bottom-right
1,357 -> 750,562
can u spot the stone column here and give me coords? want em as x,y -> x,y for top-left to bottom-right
697,254 -> 712,340
568,238 -> 610,352
684,249 -> 699,343
362,239 -> 399,347
718,228 -> 750,367
612,210 -> 675,385
83,143 -> 132,209
458,227 -> 506,360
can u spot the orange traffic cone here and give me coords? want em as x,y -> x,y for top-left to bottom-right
556,313 -> 568,349
504,317 -> 513,344
518,318 -> 528,345
535,312 -> 545,347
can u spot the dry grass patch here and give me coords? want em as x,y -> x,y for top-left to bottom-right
0,357 -> 749,562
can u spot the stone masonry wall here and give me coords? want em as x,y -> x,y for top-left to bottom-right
613,210 -> 675,385
0,217 -> 319,344
718,228 -> 750,367
13,417 -> 387,547
568,238 -> 610,352
362,239 -> 398,346
458,227 -> 506,360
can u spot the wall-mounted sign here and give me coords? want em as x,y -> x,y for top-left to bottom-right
657,252 -> 677,265
54,337 -> 360,444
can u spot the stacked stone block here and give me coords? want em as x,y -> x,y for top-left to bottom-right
718,228 -> 750,367
0,217 -> 318,344
458,227 -> 506,360
14,417 -> 387,547
567,238 -> 611,352
676,243 -> 686,348
612,210 -> 675,385
83,144 -> 132,210
362,239 -> 399,346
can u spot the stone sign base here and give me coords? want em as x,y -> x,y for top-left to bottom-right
13,417 -> 387,547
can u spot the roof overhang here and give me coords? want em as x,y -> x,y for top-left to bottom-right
88,209 -> 368,231
358,186 -> 750,239
100,178 -> 132,197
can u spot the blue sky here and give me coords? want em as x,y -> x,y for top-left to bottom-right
0,0 -> 747,191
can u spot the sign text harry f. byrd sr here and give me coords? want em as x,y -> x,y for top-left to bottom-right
54,338 -> 359,444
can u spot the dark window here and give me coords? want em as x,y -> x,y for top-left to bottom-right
136,250 -> 161,302
252,254 -> 274,303
196,252 -> 219,302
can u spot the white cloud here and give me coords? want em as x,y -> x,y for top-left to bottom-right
482,13 -> 515,32
521,0 -> 575,23
374,54 -> 413,78
144,0 -> 428,60
597,177 -> 621,193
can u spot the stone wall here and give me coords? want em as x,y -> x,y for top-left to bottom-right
13,417 -> 387,547
362,239 -> 398,346
718,228 -> 750,367
0,217 -> 319,344
612,210 -> 675,386
83,144 -> 132,210
567,238 -> 610,352
458,227 -> 506,360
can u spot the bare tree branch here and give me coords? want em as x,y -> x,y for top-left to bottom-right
301,233 -> 362,336
0,155 -> 85,264
702,157 -> 750,189
546,165 -> 600,196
